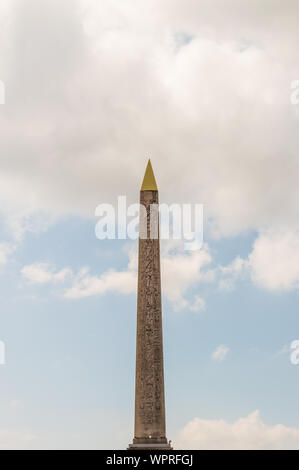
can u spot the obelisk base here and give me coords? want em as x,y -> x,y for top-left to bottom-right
127,438 -> 173,450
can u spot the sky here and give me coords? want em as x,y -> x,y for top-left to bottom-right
1,0 -> 299,449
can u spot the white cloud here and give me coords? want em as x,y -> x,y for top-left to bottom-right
219,256 -> 248,291
212,344 -> 229,362
0,242 -> 15,268
161,241 -> 213,311
249,230 -> 299,291
21,227 -> 299,305
20,241 -> 212,310
4,210 -> 57,242
64,241 -> 212,309
189,295 -> 206,312
215,230 -> 299,293
21,263 -> 72,284
0,0 -> 299,240
64,267 -> 137,299
176,410 -> 299,450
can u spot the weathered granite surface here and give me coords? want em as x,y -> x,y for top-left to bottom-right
128,187 -> 171,450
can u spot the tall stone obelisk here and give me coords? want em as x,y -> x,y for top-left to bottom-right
128,160 -> 172,450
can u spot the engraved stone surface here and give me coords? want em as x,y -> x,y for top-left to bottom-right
128,162 -> 172,450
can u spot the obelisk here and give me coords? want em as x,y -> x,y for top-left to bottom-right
128,160 -> 172,450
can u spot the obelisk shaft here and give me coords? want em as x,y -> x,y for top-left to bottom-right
129,161 -> 171,449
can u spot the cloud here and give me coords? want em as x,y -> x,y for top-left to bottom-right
21,263 -> 72,284
0,242 -> 16,268
161,241 -> 213,311
218,256 -> 248,291
4,210 -> 57,242
212,344 -> 229,362
249,230 -> 299,291
218,230 -> 299,292
64,266 -> 137,299
20,241 -> 212,310
20,227 -> 299,305
176,410 -> 299,450
0,0 -> 299,240
189,295 -> 206,312
64,241 -> 212,309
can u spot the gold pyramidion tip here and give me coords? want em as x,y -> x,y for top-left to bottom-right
141,159 -> 158,191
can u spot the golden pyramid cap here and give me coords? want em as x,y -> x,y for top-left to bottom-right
141,159 -> 158,191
